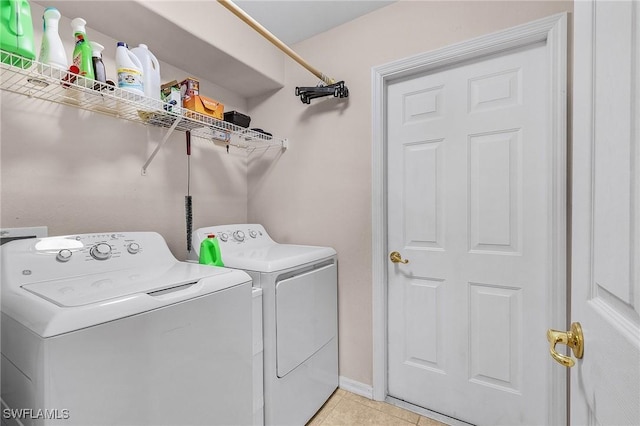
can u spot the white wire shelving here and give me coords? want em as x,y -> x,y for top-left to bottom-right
0,50 -> 288,173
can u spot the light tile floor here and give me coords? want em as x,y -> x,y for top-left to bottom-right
307,389 -> 449,426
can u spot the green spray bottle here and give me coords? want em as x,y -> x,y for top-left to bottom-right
199,234 -> 224,267
70,17 -> 94,80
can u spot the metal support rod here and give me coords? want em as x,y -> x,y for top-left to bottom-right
217,0 -> 336,85
141,117 -> 182,175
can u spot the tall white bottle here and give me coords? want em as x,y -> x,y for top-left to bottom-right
115,41 -> 144,96
131,44 -> 161,101
38,7 -> 67,70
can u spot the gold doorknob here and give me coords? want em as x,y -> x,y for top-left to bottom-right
389,251 -> 409,264
546,322 -> 584,367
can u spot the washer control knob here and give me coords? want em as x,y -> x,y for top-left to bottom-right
233,231 -> 245,242
127,242 -> 141,254
249,230 -> 257,238
90,243 -> 112,260
56,249 -> 72,262
219,233 -> 229,242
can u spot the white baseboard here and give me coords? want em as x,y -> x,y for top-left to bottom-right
338,376 -> 373,399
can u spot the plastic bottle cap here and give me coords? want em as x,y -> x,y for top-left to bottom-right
43,7 -> 61,19
138,44 -> 148,49
207,234 -> 216,239
90,41 -> 104,56
70,17 -> 87,35
117,41 -> 128,48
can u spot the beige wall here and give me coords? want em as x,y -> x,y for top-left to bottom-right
247,1 -> 573,386
0,0 -> 574,390
1,3 -> 250,258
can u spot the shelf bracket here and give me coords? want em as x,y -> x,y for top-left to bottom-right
141,117 -> 182,176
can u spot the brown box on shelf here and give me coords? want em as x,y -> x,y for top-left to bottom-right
180,77 -> 199,101
184,95 -> 224,120
161,80 -> 179,96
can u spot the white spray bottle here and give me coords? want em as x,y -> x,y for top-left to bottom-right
90,42 -> 106,83
38,7 -> 67,70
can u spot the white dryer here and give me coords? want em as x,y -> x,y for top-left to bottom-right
1,232 -> 253,426
191,224 -> 338,426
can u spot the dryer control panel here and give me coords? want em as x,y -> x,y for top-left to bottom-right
192,224 -> 274,255
217,227 -> 266,244
189,224 -> 336,273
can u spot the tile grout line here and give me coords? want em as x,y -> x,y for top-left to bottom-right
312,390 -> 442,425
344,392 -> 420,425
325,392 -> 344,420
311,389 -> 346,425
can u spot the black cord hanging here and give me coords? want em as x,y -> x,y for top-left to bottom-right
185,131 -> 193,253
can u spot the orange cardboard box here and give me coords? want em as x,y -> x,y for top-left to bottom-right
183,95 -> 224,120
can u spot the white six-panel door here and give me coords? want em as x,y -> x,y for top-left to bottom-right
571,1 -> 640,424
386,40 -> 559,425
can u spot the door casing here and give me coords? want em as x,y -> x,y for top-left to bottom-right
371,13 -> 568,424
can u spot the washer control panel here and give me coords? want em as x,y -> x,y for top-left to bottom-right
24,233 -> 149,266
4,232 -> 175,287
46,233 -> 146,263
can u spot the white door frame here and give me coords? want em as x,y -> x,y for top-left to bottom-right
371,13 -> 568,423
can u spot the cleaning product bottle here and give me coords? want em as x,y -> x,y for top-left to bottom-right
90,41 -> 106,88
38,7 -> 67,70
115,41 -> 144,96
70,17 -> 94,81
131,43 -> 160,101
199,234 -> 224,267
0,0 -> 36,68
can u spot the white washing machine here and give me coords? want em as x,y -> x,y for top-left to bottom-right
1,232 -> 253,426
191,224 -> 338,426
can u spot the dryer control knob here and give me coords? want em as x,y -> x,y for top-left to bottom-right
219,233 -> 229,242
127,242 -> 141,254
56,249 -> 72,262
249,230 -> 257,238
90,243 -> 112,260
233,231 -> 245,242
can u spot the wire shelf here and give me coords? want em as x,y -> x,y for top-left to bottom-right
0,50 -> 288,153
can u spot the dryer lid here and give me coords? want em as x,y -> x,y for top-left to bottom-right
222,244 -> 336,272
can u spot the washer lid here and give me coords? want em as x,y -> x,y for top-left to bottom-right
223,244 -> 336,272
21,263 -> 232,307
4,264 -> 251,338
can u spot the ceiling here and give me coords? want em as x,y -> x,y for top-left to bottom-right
233,1 -> 395,45
33,0 -> 395,97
